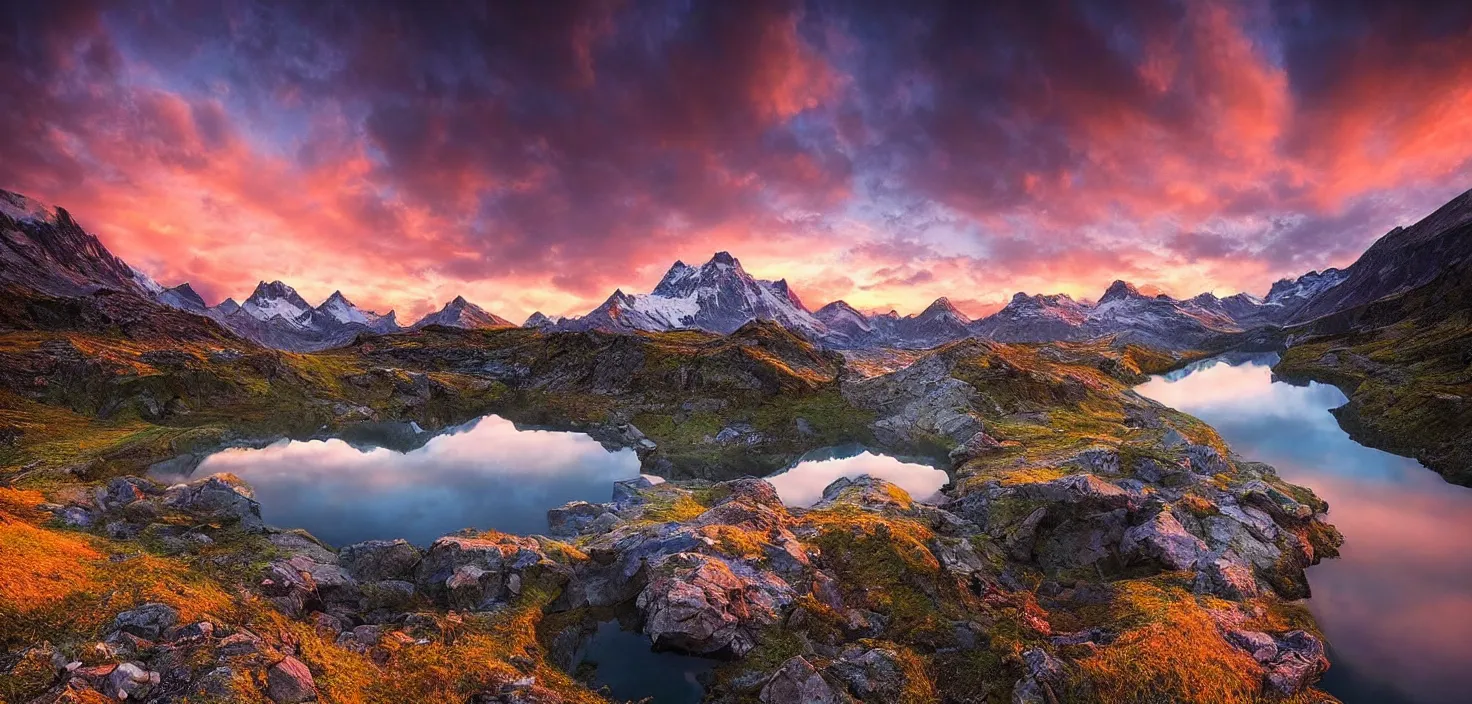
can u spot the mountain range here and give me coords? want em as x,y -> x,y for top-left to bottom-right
3,186 -> 1470,353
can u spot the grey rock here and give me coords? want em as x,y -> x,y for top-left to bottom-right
949,430 -> 1002,464
112,602 -> 179,641
1193,553 -> 1260,601
760,656 -> 855,704
268,532 -> 337,564
1121,509 -> 1208,570
361,580 -> 418,611
162,474 -> 264,531
1013,473 -> 1132,510
1263,631 -> 1329,696
266,656 -> 318,703
611,476 -> 655,507
1240,480 -> 1313,522
1064,447 -> 1121,476
828,647 -> 908,704
546,501 -> 614,537
339,539 -> 422,582
637,552 -> 793,657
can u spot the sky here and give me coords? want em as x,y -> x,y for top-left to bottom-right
2,0 -> 1470,323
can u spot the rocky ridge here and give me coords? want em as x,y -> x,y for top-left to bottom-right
1,329 -> 1344,704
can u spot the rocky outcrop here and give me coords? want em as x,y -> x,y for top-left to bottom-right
415,534 -> 571,610
842,350 -> 983,449
162,473 -> 265,531
1120,508 -> 1208,570
637,552 -> 793,656
760,656 -> 855,704
339,539 -> 422,582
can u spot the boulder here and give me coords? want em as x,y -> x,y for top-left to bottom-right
268,532 -> 337,564
415,535 -> 566,608
339,539 -> 422,582
611,476 -> 655,508
266,656 -> 318,703
636,552 -> 793,657
1184,444 -> 1232,476
101,476 -> 153,509
106,662 -> 159,699
1063,448 -> 1121,476
815,475 -> 913,512
1121,509 -> 1208,570
112,602 -> 179,641
1192,554 -> 1260,600
546,501 -> 614,537
1226,630 -> 1278,662
1263,631 -> 1329,696
163,473 -> 264,531
1240,481 -> 1313,522
760,656 -> 854,704
360,580 -> 419,612
828,647 -> 909,704
562,522 -> 712,609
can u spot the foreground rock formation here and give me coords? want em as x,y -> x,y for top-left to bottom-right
1,332 -> 1346,703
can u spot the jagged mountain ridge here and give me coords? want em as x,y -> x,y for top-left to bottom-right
3,185 -> 1469,353
1287,188 -> 1472,324
413,296 -> 514,330
560,252 -> 830,340
0,190 -> 161,298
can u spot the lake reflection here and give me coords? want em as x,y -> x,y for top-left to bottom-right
766,444 -> 949,507
157,415 -> 641,547
576,620 -> 715,704
1137,355 -> 1472,704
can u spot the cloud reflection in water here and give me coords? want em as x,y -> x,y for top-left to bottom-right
1138,357 -> 1472,704
189,416 -> 641,547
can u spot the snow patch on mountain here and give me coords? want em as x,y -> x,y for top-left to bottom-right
1265,269 -> 1347,306
241,281 -> 313,322
0,191 -> 53,224
566,252 -> 829,339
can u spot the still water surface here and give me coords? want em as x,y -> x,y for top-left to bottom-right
765,443 -> 949,507
1137,354 -> 1472,704
156,415 -> 642,546
162,418 -> 950,549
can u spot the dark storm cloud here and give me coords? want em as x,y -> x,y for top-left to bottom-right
0,0 -> 1469,319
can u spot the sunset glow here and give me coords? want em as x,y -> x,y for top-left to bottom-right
3,1 -> 1469,322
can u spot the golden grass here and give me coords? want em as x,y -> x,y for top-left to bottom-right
263,588 -> 609,704
0,501 -> 100,607
1073,580 -> 1261,704
0,496 -> 238,653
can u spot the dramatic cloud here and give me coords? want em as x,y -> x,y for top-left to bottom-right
2,0 -> 1469,322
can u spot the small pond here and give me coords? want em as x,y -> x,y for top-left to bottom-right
1137,354 -> 1472,704
573,620 -> 717,704
151,415 -> 642,547
764,443 -> 950,507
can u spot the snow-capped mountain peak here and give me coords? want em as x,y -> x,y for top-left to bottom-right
523,311 -> 562,328
566,252 -> 827,339
0,190 -> 55,224
242,281 -> 312,321
1265,268 -> 1346,305
918,296 -> 969,323
652,261 -> 697,295
413,296 -> 513,330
